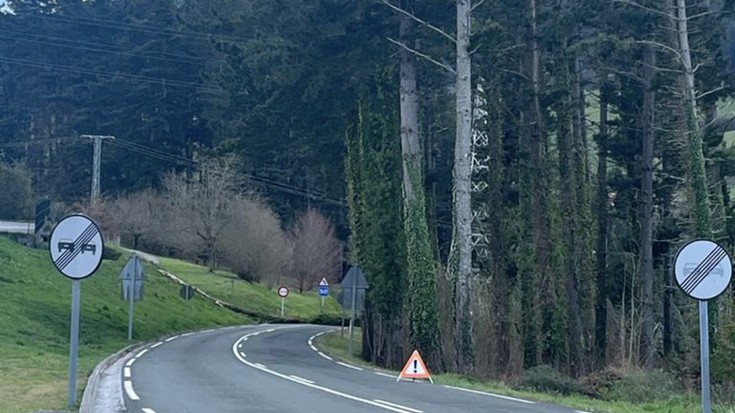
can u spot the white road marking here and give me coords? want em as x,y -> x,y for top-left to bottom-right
181,332 -> 194,337
123,367 -> 131,378
123,380 -> 139,400
310,345 -> 318,351
289,375 -> 315,384
135,349 -> 148,358
264,328 -> 275,333
165,335 -> 178,342
201,329 -> 214,333
575,411 -> 591,413
337,361 -> 363,371
373,399 -> 423,413
317,352 -> 333,361
374,372 -> 397,379
150,342 -> 163,349
442,385 -> 534,404
239,351 -> 247,358
232,335 -> 415,413
142,409 -> 157,413
125,358 -> 136,368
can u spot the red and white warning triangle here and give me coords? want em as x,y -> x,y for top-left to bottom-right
397,350 -> 433,383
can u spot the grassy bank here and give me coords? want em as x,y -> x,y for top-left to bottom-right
157,257 -> 344,323
314,329 -> 732,413
0,237 -> 249,413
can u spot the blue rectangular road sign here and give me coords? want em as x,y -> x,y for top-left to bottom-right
319,286 -> 329,297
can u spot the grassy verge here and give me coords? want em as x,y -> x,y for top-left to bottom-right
0,237 -> 249,413
157,257 -> 344,323
314,329 -> 732,413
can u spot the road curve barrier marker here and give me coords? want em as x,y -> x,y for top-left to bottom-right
397,350 -> 433,383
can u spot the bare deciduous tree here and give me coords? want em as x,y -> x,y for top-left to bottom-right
161,155 -> 243,270
109,188 -> 160,249
290,207 -> 341,293
220,196 -> 291,286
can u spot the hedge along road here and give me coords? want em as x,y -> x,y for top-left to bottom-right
122,324 -> 589,413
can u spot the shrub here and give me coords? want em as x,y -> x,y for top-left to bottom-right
582,367 -> 683,403
517,365 -> 584,395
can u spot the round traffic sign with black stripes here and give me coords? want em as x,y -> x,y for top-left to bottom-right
674,239 -> 732,300
49,214 -> 104,280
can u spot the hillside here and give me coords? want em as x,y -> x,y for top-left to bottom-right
0,236 -> 249,413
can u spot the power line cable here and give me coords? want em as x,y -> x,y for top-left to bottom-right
0,28 -> 207,63
22,12 -> 251,44
0,56 -> 222,92
0,33 -> 205,66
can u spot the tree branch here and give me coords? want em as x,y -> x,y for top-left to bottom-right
383,0 -> 457,44
697,83 -> 726,100
613,0 -> 672,19
471,0 -> 486,12
387,37 -> 456,74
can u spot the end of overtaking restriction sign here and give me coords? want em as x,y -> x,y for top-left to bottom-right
49,214 -> 104,280
674,239 -> 732,301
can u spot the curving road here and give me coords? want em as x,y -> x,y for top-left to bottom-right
122,324 -> 588,413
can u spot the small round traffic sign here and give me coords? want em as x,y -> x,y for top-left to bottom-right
674,239 -> 732,300
49,214 -> 104,280
278,286 -> 289,298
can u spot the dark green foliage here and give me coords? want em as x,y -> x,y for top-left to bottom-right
0,161 -> 32,220
518,365 -> 584,396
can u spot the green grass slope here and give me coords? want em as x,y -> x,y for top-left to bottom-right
0,237 -> 249,413
158,257 -> 344,323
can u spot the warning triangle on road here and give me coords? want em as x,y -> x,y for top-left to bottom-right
397,350 -> 433,383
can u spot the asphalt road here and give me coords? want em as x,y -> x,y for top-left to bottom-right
122,324 -> 588,413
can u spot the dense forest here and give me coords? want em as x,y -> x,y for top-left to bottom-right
2,0 -> 735,405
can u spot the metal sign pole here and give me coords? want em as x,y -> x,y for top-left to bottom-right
280,297 -> 285,317
128,254 -> 137,341
321,296 -> 325,308
68,280 -> 81,407
699,300 -> 712,413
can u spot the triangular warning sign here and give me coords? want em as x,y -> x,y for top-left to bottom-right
397,350 -> 433,383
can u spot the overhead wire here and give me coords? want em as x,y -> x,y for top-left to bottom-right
0,56 -> 223,93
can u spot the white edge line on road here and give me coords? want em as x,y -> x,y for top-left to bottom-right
575,411 -> 591,413
232,334 -> 413,413
181,332 -> 194,337
337,361 -> 363,371
123,380 -> 140,400
373,399 -> 424,413
150,342 -> 163,349
201,329 -> 214,333
125,358 -> 136,368
374,371 -> 397,379
289,375 -> 316,384
317,352 -> 333,360
165,335 -> 178,342
142,409 -> 157,413
265,328 -> 275,333
135,349 -> 149,358
442,385 -> 534,404
123,367 -> 131,378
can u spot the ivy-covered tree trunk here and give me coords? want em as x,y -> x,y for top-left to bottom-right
675,0 -> 711,237
639,44 -> 656,369
448,0 -> 475,374
398,3 -> 443,371
594,75 -> 611,369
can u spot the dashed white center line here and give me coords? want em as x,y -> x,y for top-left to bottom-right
337,361 -> 363,371
123,367 -> 131,378
373,399 -> 423,413
150,341 -> 163,349
289,375 -> 315,384
181,332 -> 194,337
142,408 -> 157,413
165,335 -> 178,342
123,380 -> 139,400
253,362 -> 267,369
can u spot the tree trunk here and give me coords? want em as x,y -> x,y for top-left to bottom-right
399,1 -> 444,370
640,44 -> 656,370
528,0 -> 550,367
595,75 -> 611,368
449,0 -> 475,375
676,0 -> 711,236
